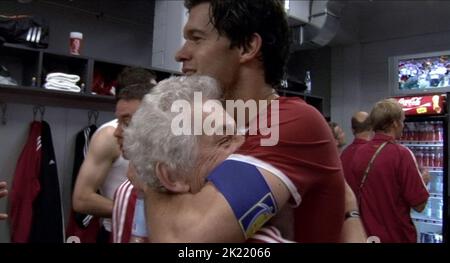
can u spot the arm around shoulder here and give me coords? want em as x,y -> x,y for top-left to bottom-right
145,167 -> 291,243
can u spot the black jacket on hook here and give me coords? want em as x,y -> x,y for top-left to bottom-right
66,124 -> 102,243
10,121 -> 64,243
29,121 -> 65,243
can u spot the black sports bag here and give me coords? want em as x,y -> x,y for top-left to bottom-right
0,14 -> 49,48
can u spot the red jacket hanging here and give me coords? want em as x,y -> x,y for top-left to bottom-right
9,120 -> 64,243
9,121 -> 42,243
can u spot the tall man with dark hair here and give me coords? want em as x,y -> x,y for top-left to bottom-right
140,0 -> 349,242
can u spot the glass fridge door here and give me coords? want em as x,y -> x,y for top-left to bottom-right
400,120 -> 444,243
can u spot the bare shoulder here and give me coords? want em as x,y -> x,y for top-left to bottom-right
88,126 -> 120,160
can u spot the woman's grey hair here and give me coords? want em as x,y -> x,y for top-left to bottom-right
123,75 -> 222,190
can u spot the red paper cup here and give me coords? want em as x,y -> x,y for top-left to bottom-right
70,32 -> 83,55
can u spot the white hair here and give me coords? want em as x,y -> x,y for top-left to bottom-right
123,75 -> 222,190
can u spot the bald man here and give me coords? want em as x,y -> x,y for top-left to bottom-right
340,111 -> 373,193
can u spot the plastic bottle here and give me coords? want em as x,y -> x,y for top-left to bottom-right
432,122 -> 439,142
430,147 -> 436,168
435,176 -> 443,194
435,151 -> 442,168
437,199 -> 443,220
437,148 -> 443,168
427,122 -> 434,141
423,147 -> 430,167
304,71 -> 311,94
425,202 -> 432,217
129,194 -> 148,243
437,124 -> 444,142
412,123 -> 418,141
417,147 -> 424,167
401,125 -> 409,142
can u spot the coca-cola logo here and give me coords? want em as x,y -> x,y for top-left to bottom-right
398,97 -> 423,107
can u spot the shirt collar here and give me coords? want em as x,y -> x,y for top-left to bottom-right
373,133 -> 396,143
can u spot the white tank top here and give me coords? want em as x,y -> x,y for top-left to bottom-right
96,119 -> 129,231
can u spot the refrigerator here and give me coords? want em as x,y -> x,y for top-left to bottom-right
394,93 -> 448,243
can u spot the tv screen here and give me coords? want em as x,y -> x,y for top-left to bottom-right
399,55 -> 450,90
389,51 -> 450,95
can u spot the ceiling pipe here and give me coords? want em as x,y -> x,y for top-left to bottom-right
290,0 -> 346,51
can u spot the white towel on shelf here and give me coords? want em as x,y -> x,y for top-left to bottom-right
44,82 -> 81,93
46,78 -> 77,86
46,72 -> 80,83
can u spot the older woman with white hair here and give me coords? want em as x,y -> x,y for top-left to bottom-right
112,76 -> 243,242
112,76 -> 293,243
125,75 -> 240,193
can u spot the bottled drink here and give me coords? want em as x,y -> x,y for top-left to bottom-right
428,173 -> 435,192
435,176 -> 443,194
402,125 -> 409,142
427,122 -> 434,141
417,147 -> 424,167
438,147 -> 444,168
423,147 -> 430,167
130,195 -> 148,243
437,125 -> 444,142
304,71 -> 311,94
429,148 -> 436,168
412,123 -> 419,142
421,122 -> 427,142
432,122 -> 438,142
425,202 -> 432,217
437,199 -> 443,220
435,151 -> 442,168
31,77 -> 37,87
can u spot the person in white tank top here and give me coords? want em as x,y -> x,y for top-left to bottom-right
72,68 -> 156,241
95,119 -> 129,233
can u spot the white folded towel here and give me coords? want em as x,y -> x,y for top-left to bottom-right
46,72 -> 80,83
44,82 -> 81,93
47,78 -> 77,86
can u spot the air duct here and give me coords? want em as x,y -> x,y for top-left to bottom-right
289,0 -> 345,51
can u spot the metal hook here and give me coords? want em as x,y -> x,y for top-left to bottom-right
1,103 -> 6,125
33,105 -> 45,121
88,110 -> 99,126
33,106 -> 38,121
88,111 -> 92,125
39,106 -> 45,120
93,110 -> 99,125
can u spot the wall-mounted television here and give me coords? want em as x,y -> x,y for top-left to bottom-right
389,50 -> 450,96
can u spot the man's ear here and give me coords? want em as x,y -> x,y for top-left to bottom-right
155,162 -> 189,193
239,33 -> 262,63
393,120 -> 401,129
